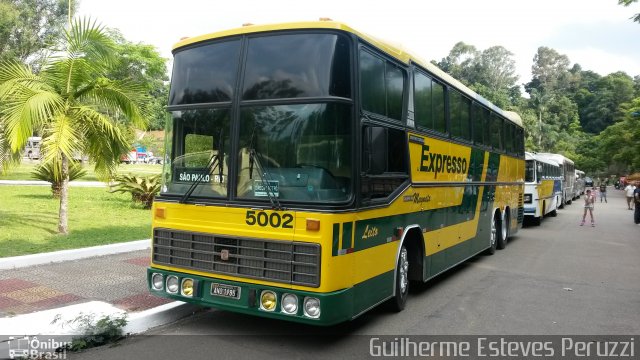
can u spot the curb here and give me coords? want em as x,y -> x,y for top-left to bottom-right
0,240 -> 151,270
0,300 -> 201,336
0,180 -> 110,187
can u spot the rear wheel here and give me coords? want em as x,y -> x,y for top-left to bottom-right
485,213 -> 498,255
549,200 -> 558,217
497,211 -> 508,250
388,244 -> 409,312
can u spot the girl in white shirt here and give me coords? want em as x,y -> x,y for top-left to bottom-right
581,189 -> 595,226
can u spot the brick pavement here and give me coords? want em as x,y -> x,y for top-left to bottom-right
0,250 -> 171,317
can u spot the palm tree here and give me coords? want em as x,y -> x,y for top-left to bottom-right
0,18 -> 148,234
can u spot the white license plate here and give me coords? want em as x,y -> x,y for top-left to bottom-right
211,283 -> 241,299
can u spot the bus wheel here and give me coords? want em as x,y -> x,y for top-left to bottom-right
485,213 -> 497,255
497,211 -> 508,250
532,216 -> 541,226
389,244 -> 409,312
549,203 -> 558,217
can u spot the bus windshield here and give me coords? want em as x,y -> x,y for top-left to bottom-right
161,31 -> 353,204
525,160 -> 535,183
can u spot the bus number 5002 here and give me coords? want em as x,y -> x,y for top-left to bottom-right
245,210 -> 293,229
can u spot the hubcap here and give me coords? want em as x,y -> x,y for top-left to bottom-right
399,247 -> 409,294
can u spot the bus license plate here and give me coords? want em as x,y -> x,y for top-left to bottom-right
211,283 -> 240,299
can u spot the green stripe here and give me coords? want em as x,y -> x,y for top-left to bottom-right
341,222 -> 353,250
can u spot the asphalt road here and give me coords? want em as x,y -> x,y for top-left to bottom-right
72,187 -> 640,359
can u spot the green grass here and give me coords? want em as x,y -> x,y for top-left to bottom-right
0,185 -> 152,257
0,161 -> 162,181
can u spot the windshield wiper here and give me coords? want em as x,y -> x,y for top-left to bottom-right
179,129 -> 224,204
247,129 -> 282,210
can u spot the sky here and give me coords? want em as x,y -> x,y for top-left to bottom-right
78,0 -> 640,87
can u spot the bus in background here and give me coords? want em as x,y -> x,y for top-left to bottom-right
24,136 -> 41,159
524,152 -> 562,226
147,20 -> 525,325
536,153 -> 575,208
574,169 -> 585,199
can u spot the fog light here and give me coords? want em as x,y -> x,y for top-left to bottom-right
181,278 -> 194,297
281,293 -> 298,315
303,297 -> 320,318
151,273 -> 164,290
260,290 -> 277,311
166,276 -> 179,294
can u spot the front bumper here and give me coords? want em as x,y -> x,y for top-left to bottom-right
147,268 -> 353,326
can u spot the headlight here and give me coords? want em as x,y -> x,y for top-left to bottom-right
260,290 -> 277,311
303,297 -> 321,318
151,273 -> 164,290
524,194 -> 532,203
181,278 -> 194,297
281,293 -> 298,315
166,275 -> 179,294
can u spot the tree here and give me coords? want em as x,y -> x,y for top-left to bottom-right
0,18 -> 149,234
435,41 -> 479,83
436,42 -> 520,107
0,0 -> 76,65
597,97 -> 640,173
580,72 -> 635,133
619,0 -> 640,23
105,29 -> 169,130
526,47 -> 571,96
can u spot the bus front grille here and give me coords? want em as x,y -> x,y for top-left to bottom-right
152,228 -> 321,287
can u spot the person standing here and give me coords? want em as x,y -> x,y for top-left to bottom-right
624,182 -> 636,210
599,183 -> 607,203
581,189 -> 595,226
634,182 -> 640,225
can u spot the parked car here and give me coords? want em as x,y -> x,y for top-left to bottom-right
584,177 -> 594,187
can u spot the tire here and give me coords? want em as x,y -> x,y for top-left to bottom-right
388,244 -> 409,312
497,211 -> 508,250
549,201 -> 558,217
532,216 -> 541,226
485,213 -> 498,255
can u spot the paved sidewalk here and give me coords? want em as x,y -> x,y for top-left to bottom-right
0,250 -> 171,318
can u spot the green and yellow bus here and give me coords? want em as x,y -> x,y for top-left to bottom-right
147,20 -> 525,325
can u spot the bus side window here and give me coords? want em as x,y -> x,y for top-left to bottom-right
490,113 -> 503,151
414,71 -> 446,135
361,126 -> 408,201
359,48 -> 405,122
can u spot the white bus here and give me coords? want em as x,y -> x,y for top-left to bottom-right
524,152 -> 562,225
24,136 -> 41,159
574,169 -> 585,199
536,153 -> 575,208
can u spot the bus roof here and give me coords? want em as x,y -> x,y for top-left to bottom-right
536,153 -> 574,166
173,20 -> 523,127
526,152 -> 560,166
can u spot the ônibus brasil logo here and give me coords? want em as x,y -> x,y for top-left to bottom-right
7,336 -> 70,359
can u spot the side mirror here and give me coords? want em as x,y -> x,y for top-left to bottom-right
363,126 -> 387,175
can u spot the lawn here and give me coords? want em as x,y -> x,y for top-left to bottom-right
0,185 -> 152,257
0,161 -> 162,181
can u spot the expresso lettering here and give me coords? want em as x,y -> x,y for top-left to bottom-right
420,145 -> 468,179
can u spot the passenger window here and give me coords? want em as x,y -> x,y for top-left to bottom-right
360,49 -> 405,121
361,126 -> 409,200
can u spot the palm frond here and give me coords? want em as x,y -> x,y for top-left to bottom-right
0,128 -> 23,174
65,18 -> 115,70
0,82 -> 64,152
80,78 -> 150,129
71,106 -> 130,180
40,114 -> 84,177
0,60 -> 39,86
